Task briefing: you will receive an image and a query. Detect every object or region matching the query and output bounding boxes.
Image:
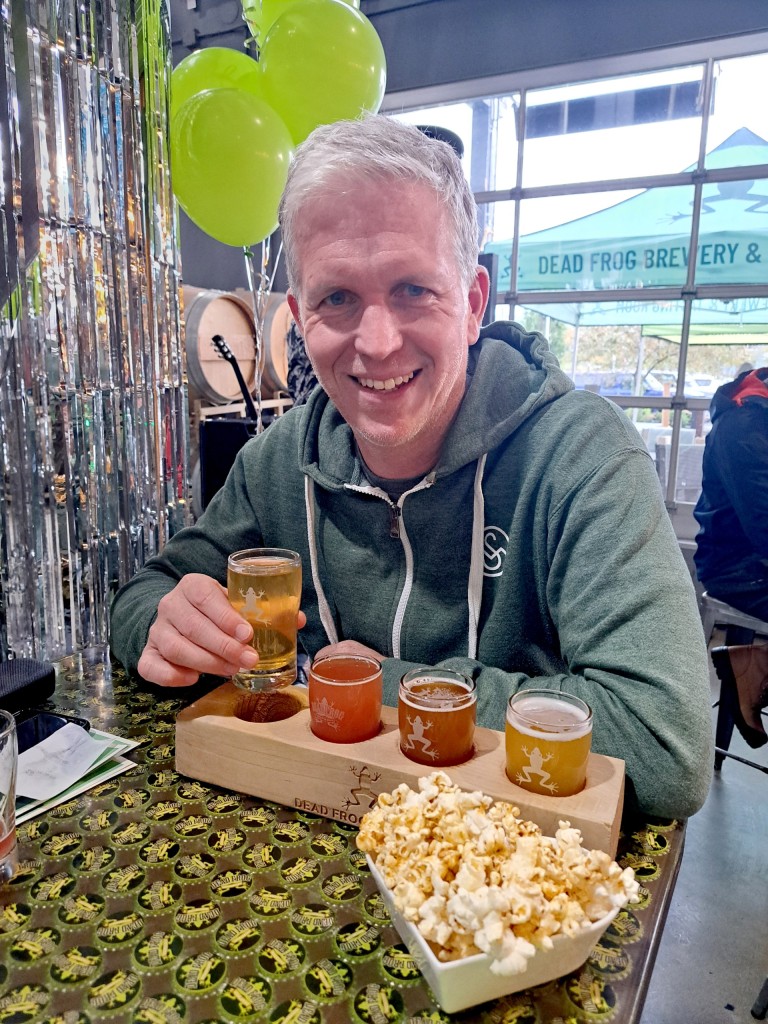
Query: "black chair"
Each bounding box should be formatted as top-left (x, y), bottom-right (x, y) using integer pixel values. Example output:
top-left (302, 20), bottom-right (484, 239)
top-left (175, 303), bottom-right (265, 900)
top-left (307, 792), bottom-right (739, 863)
top-left (701, 592), bottom-right (768, 772)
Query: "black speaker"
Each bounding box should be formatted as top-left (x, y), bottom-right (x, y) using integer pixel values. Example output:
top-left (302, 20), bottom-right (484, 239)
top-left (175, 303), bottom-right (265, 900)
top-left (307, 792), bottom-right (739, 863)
top-left (0, 659), bottom-right (56, 713)
top-left (198, 414), bottom-right (277, 511)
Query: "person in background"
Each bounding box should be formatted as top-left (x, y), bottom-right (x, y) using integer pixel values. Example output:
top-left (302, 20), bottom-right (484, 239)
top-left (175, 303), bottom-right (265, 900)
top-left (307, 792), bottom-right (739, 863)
top-left (285, 318), bottom-right (318, 407)
top-left (694, 364), bottom-right (768, 748)
top-left (110, 114), bottom-right (713, 819)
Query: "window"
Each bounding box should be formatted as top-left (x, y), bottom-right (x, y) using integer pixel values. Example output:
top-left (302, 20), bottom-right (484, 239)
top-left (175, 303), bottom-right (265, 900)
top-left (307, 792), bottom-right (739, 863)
top-left (389, 48), bottom-right (768, 507)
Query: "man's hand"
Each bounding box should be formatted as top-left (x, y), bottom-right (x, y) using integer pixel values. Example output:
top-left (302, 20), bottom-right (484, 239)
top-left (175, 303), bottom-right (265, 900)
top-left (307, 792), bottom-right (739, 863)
top-left (137, 574), bottom-right (307, 687)
top-left (137, 575), bottom-right (256, 686)
top-left (313, 639), bottom-right (384, 663)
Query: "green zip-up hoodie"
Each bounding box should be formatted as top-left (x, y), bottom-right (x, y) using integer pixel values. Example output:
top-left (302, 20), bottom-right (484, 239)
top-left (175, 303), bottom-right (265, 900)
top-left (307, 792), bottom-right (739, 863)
top-left (111, 322), bottom-right (713, 819)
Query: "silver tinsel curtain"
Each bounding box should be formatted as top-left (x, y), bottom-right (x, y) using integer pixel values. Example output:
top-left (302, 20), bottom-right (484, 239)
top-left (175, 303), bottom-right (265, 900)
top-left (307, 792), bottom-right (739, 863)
top-left (0, 0), bottom-right (188, 659)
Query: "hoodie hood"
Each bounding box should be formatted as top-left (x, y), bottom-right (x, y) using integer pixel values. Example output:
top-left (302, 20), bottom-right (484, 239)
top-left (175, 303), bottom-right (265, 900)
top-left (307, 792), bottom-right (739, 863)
top-left (298, 320), bottom-right (574, 484)
top-left (709, 366), bottom-right (768, 421)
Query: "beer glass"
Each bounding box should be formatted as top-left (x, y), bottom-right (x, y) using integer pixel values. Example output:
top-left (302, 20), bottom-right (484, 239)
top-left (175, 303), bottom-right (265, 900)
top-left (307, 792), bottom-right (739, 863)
top-left (0, 709), bottom-right (18, 881)
top-left (227, 548), bottom-right (302, 691)
top-left (398, 668), bottom-right (476, 767)
top-left (505, 690), bottom-right (592, 797)
top-left (308, 655), bottom-right (382, 743)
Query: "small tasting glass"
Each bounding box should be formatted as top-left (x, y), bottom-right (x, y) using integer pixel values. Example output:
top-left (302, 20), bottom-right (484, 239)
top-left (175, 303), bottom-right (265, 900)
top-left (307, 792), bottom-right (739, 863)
top-left (398, 668), bottom-right (477, 767)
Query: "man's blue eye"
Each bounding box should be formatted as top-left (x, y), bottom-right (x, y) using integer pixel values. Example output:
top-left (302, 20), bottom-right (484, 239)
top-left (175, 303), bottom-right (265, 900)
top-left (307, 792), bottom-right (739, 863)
top-left (326, 291), bottom-right (346, 306)
top-left (404, 284), bottom-right (426, 297)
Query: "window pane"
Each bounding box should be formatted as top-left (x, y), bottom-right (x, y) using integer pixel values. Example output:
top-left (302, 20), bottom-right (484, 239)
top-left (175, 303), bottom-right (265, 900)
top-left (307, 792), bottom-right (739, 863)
top-left (391, 102), bottom-right (475, 172)
top-left (514, 299), bottom-right (684, 385)
top-left (694, 177), bottom-right (768, 286)
top-left (390, 97), bottom-right (520, 192)
top-left (653, 416), bottom-right (706, 504)
top-left (485, 94), bottom-right (520, 190)
top-left (486, 187), bottom-right (696, 293)
top-left (705, 54), bottom-right (768, 168)
top-left (649, 300), bottom-right (768, 369)
top-left (522, 65), bottom-right (705, 187)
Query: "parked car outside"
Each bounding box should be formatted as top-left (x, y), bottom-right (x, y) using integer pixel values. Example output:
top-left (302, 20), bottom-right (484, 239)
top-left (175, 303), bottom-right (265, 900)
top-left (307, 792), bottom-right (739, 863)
top-left (572, 370), bottom-right (664, 397)
top-left (683, 373), bottom-right (722, 398)
top-left (652, 370), bottom-right (678, 391)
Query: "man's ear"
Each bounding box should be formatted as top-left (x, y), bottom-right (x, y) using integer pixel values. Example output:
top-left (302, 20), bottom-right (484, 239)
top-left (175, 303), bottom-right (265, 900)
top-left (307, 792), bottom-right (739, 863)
top-left (466, 265), bottom-right (490, 346)
top-left (287, 291), bottom-right (303, 334)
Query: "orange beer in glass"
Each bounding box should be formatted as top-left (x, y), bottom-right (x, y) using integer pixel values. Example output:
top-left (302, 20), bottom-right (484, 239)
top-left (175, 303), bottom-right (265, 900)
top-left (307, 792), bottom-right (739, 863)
top-left (308, 655), bottom-right (382, 743)
top-left (398, 669), bottom-right (476, 767)
top-left (505, 690), bottom-right (592, 797)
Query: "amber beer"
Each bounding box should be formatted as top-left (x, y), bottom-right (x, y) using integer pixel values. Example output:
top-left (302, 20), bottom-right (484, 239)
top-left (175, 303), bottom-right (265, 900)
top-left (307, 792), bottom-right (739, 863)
top-left (505, 690), bottom-right (593, 797)
top-left (227, 548), bottom-right (302, 691)
top-left (398, 669), bottom-right (477, 767)
top-left (308, 655), bottom-right (383, 743)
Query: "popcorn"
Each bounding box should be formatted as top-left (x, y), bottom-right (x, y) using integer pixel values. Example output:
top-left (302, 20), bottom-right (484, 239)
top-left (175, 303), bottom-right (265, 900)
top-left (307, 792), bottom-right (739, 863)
top-left (357, 772), bottom-right (639, 977)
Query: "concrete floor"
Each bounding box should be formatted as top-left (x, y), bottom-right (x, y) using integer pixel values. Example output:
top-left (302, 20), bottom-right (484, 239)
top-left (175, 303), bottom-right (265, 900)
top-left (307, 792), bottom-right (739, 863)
top-left (640, 631), bottom-right (768, 1024)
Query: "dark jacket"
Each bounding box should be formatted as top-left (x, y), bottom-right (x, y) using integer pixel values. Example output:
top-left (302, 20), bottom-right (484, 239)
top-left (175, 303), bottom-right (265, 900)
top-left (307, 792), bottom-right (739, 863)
top-left (694, 368), bottom-right (768, 588)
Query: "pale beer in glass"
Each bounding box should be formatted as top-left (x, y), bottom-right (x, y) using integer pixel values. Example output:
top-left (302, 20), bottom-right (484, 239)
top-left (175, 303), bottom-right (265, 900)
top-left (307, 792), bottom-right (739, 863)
top-left (227, 548), bottom-right (302, 691)
top-left (505, 690), bottom-right (592, 796)
top-left (398, 669), bottom-right (476, 767)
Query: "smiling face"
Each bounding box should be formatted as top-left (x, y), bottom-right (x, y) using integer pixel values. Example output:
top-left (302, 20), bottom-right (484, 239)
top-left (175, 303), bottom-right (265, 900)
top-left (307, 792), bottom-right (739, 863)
top-left (287, 177), bottom-right (489, 479)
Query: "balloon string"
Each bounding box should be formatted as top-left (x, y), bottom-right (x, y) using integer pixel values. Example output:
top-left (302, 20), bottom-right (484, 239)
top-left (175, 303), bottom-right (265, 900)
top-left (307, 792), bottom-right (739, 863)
top-left (267, 239), bottom-right (283, 296)
top-left (243, 242), bottom-right (271, 434)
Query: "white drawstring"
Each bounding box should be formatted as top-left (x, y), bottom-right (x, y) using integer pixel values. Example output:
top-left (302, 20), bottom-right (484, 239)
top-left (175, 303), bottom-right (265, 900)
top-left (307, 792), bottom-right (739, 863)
top-left (467, 454), bottom-right (487, 660)
top-left (304, 475), bottom-right (338, 644)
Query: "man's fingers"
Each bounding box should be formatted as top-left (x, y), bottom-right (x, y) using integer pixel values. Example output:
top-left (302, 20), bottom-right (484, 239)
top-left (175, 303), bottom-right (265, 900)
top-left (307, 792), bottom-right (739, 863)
top-left (137, 648), bottom-right (201, 688)
top-left (148, 616), bottom-right (256, 675)
top-left (156, 582), bottom-right (256, 667)
top-left (177, 575), bottom-right (254, 640)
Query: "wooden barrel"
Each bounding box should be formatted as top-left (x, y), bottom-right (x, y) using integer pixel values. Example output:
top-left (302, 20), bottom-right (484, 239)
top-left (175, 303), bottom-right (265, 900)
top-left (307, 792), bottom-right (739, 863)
top-left (183, 287), bottom-right (260, 405)
top-left (262, 293), bottom-right (292, 396)
top-left (232, 289), bottom-right (293, 397)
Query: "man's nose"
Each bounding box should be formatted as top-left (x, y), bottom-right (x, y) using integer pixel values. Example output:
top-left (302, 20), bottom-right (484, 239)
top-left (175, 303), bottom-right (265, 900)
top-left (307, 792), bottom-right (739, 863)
top-left (354, 303), bottom-right (404, 360)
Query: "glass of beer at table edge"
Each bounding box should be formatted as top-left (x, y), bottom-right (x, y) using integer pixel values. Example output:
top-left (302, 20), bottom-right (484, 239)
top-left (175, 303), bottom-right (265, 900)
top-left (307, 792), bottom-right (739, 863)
top-left (227, 548), bottom-right (302, 692)
top-left (505, 689), bottom-right (593, 797)
top-left (399, 668), bottom-right (477, 767)
top-left (0, 709), bottom-right (18, 882)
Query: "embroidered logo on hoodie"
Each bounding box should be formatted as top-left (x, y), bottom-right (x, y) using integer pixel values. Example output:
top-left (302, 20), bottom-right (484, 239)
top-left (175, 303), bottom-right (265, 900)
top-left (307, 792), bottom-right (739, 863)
top-left (483, 526), bottom-right (508, 577)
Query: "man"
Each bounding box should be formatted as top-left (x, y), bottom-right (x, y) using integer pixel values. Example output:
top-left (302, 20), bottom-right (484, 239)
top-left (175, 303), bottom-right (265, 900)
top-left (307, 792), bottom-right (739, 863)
top-left (694, 365), bottom-right (768, 748)
top-left (111, 115), bottom-right (713, 818)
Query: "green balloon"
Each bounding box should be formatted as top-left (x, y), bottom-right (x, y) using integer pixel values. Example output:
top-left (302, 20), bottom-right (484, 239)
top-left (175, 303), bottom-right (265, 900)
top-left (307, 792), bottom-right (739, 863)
top-left (259, 0), bottom-right (386, 145)
top-left (171, 89), bottom-right (294, 247)
top-left (171, 48), bottom-right (261, 120)
top-left (258, 0), bottom-right (360, 40)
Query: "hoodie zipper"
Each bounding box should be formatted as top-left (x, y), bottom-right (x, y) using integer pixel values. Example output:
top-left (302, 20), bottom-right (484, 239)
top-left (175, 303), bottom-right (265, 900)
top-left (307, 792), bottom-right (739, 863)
top-left (342, 478), bottom-right (432, 659)
top-left (389, 505), bottom-right (401, 538)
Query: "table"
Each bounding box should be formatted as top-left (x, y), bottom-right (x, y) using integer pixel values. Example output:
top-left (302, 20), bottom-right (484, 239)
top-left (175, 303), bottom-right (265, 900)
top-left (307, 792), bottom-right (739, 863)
top-left (0, 651), bottom-right (685, 1024)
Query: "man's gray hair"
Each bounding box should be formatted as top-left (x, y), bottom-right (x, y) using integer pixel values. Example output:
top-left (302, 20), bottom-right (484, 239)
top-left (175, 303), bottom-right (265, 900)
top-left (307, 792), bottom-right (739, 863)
top-left (278, 115), bottom-right (480, 297)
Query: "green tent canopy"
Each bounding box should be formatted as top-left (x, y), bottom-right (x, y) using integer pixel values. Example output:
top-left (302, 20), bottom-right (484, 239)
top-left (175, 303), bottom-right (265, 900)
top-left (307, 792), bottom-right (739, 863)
top-left (484, 127), bottom-right (768, 339)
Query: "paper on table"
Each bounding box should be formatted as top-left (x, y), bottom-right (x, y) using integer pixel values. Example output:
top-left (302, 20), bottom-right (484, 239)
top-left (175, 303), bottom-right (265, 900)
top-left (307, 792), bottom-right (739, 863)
top-left (17, 723), bottom-right (115, 800)
top-left (15, 755), bottom-right (135, 825)
top-left (14, 727), bottom-right (139, 825)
